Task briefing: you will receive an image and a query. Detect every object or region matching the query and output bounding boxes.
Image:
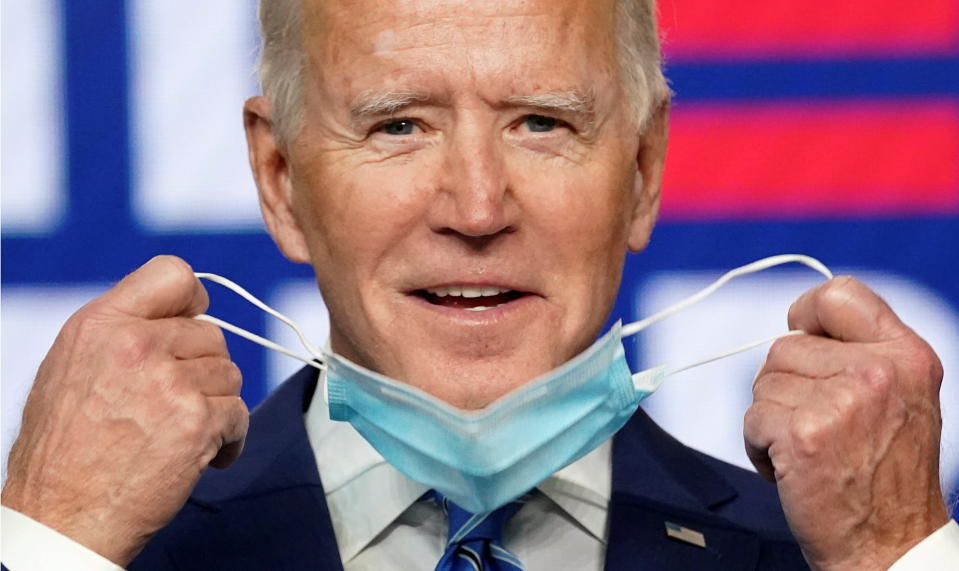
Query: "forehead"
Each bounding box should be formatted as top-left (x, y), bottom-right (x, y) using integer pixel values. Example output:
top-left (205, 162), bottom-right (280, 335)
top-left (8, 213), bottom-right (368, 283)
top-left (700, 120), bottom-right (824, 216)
top-left (303, 0), bottom-right (620, 102)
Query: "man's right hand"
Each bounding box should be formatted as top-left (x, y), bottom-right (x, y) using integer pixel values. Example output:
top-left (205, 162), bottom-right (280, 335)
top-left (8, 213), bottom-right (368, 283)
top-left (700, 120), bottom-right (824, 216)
top-left (1, 256), bottom-right (249, 566)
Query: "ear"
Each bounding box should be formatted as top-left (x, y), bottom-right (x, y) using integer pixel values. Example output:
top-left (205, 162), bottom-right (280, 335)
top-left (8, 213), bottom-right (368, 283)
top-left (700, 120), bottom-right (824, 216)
top-left (627, 102), bottom-right (669, 253)
top-left (244, 96), bottom-right (312, 264)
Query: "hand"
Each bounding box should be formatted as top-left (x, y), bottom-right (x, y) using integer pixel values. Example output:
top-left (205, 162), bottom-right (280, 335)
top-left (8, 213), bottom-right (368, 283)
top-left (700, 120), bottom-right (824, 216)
top-left (1, 256), bottom-right (249, 565)
top-left (744, 276), bottom-right (949, 570)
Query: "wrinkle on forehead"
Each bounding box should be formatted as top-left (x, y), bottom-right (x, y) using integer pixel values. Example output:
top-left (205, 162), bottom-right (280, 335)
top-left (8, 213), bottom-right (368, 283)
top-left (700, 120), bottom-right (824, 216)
top-left (308, 0), bottom-right (616, 60)
top-left (303, 0), bottom-right (622, 120)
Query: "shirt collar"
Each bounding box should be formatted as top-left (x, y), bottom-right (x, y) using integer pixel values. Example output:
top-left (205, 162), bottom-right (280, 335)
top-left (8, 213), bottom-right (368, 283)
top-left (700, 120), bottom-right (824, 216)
top-left (304, 369), bottom-right (612, 562)
top-left (305, 370), bottom-right (429, 563)
top-left (538, 438), bottom-right (612, 543)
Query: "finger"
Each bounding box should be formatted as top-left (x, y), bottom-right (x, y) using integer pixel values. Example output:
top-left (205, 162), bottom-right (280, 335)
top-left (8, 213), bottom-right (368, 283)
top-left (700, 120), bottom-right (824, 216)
top-left (752, 371), bottom-right (815, 409)
top-left (206, 396), bottom-right (249, 469)
top-left (752, 372), bottom-right (870, 441)
top-left (786, 276), bottom-right (908, 343)
top-left (171, 357), bottom-right (242, 397)
top-left (99, 256), bottom-right (209, 320)
top-left (761, 333), bottom-right (869, 379)
top-left (743, 400), bottom-right (792, 482)
top-left (160, 318), bottom-right (229, 359)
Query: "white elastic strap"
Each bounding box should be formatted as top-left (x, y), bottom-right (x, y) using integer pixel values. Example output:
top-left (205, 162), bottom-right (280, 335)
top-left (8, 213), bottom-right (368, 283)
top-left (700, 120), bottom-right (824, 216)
top-left (666, 330), bottom-right (804, 376)
top-left (193, 272), bottom-right (327, 371)
top-left (623, 254), bottom-right (834, 378)
top-left (622, 254), bottom-right (833, 337)
top-left (193, 314), bottom-right (322, 371)
top-left (194, 254), bottom-right (833, 391)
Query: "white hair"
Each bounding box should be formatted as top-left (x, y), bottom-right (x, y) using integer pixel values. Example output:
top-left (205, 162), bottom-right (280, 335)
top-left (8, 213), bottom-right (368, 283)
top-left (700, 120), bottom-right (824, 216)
top-left (614, 0), bottom-right (671, 129)
top-left (257, 0), bottom-right (669, 147)
top-left (257, 0), bottom-right (304, 148)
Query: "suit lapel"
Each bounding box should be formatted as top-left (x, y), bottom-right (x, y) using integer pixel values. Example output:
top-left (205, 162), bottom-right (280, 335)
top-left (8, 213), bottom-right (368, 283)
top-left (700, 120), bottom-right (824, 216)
top-left (605, 408), bottom-right (764, 570)
top-left (167, 367), bottom-right (345, 571)
top-left (141, 367), bottom-right (794, 570)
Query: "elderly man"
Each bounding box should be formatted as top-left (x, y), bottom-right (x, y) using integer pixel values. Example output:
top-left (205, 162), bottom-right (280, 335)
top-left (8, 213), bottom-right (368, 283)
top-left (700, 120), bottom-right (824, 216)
top-left (2, 0), bottom-right (957, 569)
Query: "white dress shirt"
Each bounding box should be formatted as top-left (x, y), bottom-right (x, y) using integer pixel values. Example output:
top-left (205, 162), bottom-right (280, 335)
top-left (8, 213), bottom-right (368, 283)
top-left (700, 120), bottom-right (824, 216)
top-left (3, 371), bottom-right (959, 570)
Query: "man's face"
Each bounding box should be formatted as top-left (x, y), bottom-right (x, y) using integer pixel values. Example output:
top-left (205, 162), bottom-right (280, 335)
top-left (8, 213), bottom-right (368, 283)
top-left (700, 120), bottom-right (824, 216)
top-left (248, 0), bottom-right (665, 409)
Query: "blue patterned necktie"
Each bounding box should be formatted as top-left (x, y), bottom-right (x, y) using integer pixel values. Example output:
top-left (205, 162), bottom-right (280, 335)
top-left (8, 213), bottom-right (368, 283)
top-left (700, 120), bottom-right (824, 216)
top-left (431, 491), bottom-right (526, 571)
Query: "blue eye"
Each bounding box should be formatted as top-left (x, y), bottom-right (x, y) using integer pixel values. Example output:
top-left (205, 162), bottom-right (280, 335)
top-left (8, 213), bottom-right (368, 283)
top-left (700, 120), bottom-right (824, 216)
top-left (380, 119), bottom-right (416, 136)
top-left (525, 114), bottom-right (558, 133)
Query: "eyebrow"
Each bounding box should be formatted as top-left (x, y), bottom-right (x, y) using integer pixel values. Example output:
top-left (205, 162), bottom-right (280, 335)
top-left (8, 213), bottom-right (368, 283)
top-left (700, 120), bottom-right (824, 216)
top-left (505, 89), bottom-right (597, 116)
top-left (349, 90), bottom-right (433, 119)
top-left (347, 88), bottom-right (599, 127)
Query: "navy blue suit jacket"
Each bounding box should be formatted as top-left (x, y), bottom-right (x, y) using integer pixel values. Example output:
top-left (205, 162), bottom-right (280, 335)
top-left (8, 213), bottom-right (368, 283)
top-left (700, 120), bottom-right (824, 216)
top-left (128, 366), bottom-right (808, 570)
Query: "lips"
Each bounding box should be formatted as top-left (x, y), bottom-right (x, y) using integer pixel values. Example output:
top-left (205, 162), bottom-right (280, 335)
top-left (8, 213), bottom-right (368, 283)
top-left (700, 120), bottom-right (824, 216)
top-left (412, 284), bottom-right (531, 311)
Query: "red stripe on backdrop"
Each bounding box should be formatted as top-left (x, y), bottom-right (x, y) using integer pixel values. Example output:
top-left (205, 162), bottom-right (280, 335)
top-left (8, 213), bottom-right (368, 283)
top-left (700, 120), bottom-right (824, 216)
top-left (660, 101), bottom-right (959, 220)
top-left (659, 0), bottom-right (959, 59)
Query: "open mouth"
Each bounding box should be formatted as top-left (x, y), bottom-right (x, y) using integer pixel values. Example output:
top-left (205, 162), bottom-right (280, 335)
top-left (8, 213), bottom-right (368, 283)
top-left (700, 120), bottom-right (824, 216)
top-left (413, 285), bottom-right (529, 312)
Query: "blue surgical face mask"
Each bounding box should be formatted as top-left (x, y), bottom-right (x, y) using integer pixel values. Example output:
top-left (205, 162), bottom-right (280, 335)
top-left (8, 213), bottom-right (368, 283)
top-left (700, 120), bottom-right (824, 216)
top-left (195, 254), bottom-right (833, 514)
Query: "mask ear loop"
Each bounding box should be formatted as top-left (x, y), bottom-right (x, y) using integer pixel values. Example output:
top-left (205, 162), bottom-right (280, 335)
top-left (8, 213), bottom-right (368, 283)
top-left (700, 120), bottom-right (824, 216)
top-left (621, 254), bottom-right (834, 386)
top-left (193, 255), bottom-right (834, 397)
top-left (192, 273), bottom-right (327, 372)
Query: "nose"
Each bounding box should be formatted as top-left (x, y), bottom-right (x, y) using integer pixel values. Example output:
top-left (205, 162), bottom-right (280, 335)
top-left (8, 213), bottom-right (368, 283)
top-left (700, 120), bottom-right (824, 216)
top-left (428, 125), bottom-right (515, 243)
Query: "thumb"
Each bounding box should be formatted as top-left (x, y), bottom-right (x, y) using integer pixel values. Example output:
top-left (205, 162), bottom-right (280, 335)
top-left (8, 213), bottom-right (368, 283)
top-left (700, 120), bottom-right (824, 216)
top-left (786, 276), bottom-right (908, 343)
top-left (98, 255), bottom-right (209, 319)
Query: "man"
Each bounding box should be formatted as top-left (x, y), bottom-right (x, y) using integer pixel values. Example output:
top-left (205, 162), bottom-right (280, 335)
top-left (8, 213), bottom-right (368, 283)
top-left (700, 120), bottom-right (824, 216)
top-left (2, 0), bottom-right (957, 569)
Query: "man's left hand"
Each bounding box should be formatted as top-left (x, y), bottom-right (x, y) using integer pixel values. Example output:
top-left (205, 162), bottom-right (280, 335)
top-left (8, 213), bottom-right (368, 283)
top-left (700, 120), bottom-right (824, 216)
top-left (745, 276), bottom-right (950, 570)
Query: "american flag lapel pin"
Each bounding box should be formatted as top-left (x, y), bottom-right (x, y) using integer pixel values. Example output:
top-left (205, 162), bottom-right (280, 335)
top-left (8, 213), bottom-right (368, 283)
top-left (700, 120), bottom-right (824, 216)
top-left (664, 521), bottom-right (707, 548)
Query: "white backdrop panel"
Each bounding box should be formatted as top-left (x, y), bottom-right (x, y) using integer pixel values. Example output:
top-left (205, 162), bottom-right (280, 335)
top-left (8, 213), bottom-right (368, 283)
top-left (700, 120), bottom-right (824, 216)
top-left (1, 0), bottom-right (65, 235)
top-left (128, 0), bottom-right (262, 231)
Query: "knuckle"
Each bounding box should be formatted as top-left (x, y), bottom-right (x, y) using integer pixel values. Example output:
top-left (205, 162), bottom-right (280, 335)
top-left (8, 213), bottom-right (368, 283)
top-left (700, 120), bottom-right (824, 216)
top-left (829, 386), bottom-right (860, 418)
top-left (63, 306), bottom-right (107, 343)
top-left (742, 402), bottom-right (776, 443)
top-left (789, 413), bottom-right (834, 457)
top-left (817, 276), bottom-right (859, 310)
top-left (926, 353), bottom-right (945, 386)
top-left (152, 254), bottom-right (194, 281)
top-left (111, 325), bottom-right (155, 367)
top-left (223, 361), bottom-right (243, 395)
top-left (897, 331), bottom-right (928, 356)
top-left (60, 312), bottom-right (88, 343)
top-left (152, 359), bottom-right (180, 392)
top-left (857, 358), bottom-right (896, 394)
top-left (902, 337), bottom-right (944, 387)
top-left (233, 397), bottom-right (251, 429)
top-left (742, 406), bottom-right (761, 435)
top-left (176, 395), bottom-right (210, 440)
top-left (204, 321), bottom-right (228, 351)
top-left (153, 255), bottom-right (199, 297)
top-left (766, 338), bottom-right (791, 363)
top-left (240, 397), bottom-right (250, 419)
top-left (786, 296), bottom-right (807, 327)
top-left (751, 371), bottom-right (774, 400)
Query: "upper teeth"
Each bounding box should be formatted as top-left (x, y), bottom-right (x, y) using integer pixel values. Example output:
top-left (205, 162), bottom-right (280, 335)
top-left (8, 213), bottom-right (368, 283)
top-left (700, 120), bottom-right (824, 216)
top-left (425, 285), bottom-right (510, 298)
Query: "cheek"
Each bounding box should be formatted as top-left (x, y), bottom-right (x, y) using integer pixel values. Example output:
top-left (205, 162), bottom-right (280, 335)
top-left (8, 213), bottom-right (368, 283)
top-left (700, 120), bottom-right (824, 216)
top-left (292, 157), bottom-right (430, 269)
top-left (518, 160), bottom-right (633, 260)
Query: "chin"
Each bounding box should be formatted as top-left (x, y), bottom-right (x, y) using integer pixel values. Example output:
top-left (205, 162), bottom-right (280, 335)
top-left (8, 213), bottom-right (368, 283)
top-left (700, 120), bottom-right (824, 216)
top-left (405, 352), bottom-right (561, 410)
